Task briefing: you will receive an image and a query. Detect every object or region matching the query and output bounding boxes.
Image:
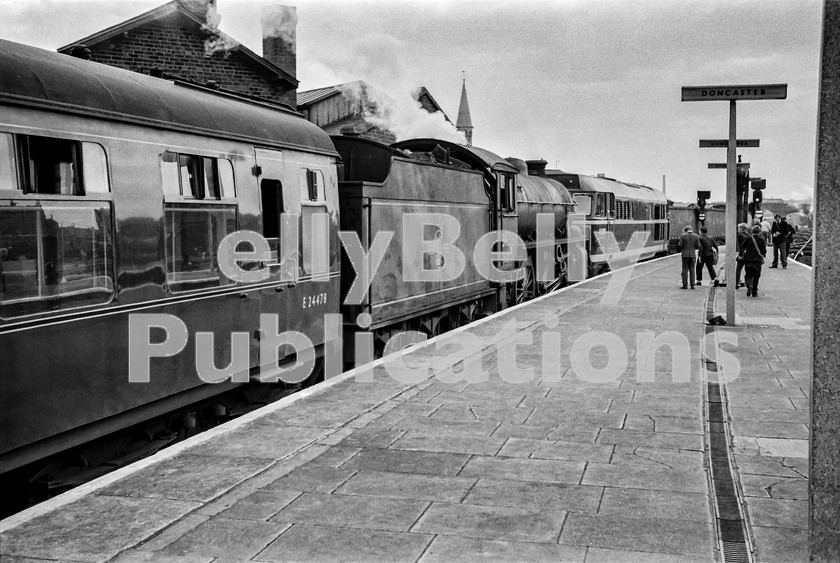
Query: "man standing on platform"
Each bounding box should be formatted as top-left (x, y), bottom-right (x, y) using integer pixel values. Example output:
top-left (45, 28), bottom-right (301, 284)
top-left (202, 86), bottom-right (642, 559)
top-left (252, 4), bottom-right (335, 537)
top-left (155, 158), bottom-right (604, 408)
top-left (677, 225), bottom-right (701, 289)
top-left (696, 226), bottom-right (719, 286)
top-left (770, 214), bottom-right (795, 268)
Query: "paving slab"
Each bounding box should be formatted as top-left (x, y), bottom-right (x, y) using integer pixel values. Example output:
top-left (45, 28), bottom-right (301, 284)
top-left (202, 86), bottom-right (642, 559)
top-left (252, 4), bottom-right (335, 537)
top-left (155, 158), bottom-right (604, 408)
top-left (94, 454), bottom-right (273, 502)
top-left (264, 463), bottom-right (355, 494)
top-left (270, 492), bottom-right (429, 532)
top-left (462, 478), bottom-right (602, 512)
top-left (581, 462), bottom-right (706, 493)
top-left (560, 513), bottom-right (715, 557)
top-left (420, 536), bottom-right (586, 562)
top-left (336, 470), bottom-right (476, 502)
top-left (160, 518), bottom-right (289, 560)
top-left (460, 455), bottom-right (585, 484)
top-left (339, 447), bottom-right (470, 476)
top-left (254, 523), bottom-right (433, 562)
top-left (412, 502), bottom-right (566, 543)
top-left (0, 495), bottom-right (199, 562)
top-left (215, 489), bottom-right (301, 521)
top-left (497, 436), bottom-right (614, 462)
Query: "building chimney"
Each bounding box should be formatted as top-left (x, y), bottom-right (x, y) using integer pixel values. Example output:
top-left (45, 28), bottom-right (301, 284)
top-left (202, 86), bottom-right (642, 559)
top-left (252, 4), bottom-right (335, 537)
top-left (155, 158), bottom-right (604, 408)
top-left (262, 5), bottom-right (297, 81)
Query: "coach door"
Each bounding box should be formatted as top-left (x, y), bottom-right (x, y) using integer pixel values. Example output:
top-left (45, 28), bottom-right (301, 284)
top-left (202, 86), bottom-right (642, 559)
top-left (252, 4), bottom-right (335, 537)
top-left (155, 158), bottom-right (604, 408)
top-left (254, 148), bottom-right (296, 374)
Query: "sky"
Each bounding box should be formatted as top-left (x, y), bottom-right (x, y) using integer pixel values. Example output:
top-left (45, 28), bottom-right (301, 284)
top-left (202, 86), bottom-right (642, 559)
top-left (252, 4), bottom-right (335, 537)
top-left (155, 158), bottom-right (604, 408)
top-left (0, 0), bottom-right (824, 205)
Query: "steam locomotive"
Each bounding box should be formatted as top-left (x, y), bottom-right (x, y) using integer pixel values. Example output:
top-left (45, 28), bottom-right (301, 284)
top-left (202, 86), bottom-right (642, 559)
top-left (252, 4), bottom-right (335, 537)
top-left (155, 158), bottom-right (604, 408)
top-left (0, 39), bottom-right (668, 508)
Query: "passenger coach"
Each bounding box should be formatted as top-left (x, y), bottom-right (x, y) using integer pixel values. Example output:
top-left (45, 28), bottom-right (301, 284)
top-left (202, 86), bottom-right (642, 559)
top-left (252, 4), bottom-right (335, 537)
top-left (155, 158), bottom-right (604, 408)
top-left (0, 39), bottom-right (340, 491)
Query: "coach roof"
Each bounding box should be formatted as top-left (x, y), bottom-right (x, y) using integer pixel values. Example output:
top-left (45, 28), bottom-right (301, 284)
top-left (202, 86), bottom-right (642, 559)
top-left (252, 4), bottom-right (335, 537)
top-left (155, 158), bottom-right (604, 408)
top-left (0, 39), bottom-right (336, 155)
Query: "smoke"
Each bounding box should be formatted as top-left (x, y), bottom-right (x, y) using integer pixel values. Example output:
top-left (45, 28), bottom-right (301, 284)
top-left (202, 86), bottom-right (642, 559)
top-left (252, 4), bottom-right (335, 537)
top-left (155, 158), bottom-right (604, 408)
top-left (196, 1), bottom-right (240, 58)
top-left (261, 4), bottom-right (297, 54)
top-left (367, 87), bottom-right (466, 144)
top-left (324, 34), bottom-right (466, 143)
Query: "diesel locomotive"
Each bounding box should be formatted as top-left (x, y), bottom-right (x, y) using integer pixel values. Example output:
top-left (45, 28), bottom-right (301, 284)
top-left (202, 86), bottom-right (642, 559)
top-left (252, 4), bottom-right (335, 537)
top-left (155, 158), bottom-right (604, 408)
top-left (0, 39), bottom-right (669, 508)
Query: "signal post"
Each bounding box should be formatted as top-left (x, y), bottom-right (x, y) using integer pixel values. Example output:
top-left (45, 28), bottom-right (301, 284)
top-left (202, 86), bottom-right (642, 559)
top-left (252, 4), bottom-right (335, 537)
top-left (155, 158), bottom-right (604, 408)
top-left (681, 84), bottom-right (787, 325)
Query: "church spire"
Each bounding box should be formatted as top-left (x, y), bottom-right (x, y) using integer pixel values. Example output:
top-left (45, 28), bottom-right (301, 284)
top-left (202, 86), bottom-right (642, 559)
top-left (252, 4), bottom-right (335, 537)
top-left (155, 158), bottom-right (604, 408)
top-left (456, 74), bottom-right (473, 146)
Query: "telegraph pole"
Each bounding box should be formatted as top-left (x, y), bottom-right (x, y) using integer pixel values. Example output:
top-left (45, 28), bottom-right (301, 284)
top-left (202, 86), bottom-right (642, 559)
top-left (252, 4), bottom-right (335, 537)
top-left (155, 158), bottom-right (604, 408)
top-left (681, 84), bottom-right (786, 325)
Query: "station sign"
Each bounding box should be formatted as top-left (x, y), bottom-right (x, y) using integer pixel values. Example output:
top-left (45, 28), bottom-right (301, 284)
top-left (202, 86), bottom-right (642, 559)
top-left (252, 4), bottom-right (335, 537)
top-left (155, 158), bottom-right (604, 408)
top-left (699, 139), bottom-right (760, 148)
top-left (682, 84), bottom-right (787, 101)
top-left (708, 163), bottom-right (750, 169)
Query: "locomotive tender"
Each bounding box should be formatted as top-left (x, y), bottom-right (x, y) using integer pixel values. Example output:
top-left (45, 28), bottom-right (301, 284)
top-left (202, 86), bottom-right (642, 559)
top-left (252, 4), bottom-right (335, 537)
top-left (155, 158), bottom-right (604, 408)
top-left (0, 39), bottom-right (669, 503)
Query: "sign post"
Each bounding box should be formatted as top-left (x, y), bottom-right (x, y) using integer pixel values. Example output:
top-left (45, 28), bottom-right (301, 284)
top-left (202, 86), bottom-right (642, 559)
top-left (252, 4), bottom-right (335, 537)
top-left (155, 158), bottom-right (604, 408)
top-left (699, 139), bottom-right (760, 148)
top-left (682, 84), bottom-right (786, 326)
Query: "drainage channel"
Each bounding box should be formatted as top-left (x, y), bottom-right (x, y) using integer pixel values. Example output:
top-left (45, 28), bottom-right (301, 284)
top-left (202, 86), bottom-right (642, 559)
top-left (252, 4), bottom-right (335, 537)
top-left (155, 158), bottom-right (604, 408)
top-left (704, 284), bottom-right (753, 563)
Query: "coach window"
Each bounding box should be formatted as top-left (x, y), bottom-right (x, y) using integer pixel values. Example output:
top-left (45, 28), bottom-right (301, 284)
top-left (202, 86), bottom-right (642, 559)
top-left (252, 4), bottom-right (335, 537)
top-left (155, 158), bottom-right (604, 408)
top-left (594, 193), bottom-right (607, 218)
top-left (0, 135), bottom-right (114, 318)
top-left (14, 135), bottom-right (110, 196)
top-left (0, 133), bottom-right (16, 191)
top-left (161, 151), bottom-right (233, 200)
top-left (160, 152), bottom-right (237, 292)
top-left (164, 204), bottom-right (236, 293)
top-left (300, 169), bottom-right (328, 275)
top-left (300, 168), bottom-right (324, 202)
top-left (497, 174), bottom-right (515, 212)
top-left (607, 193), bottom-right (615, 219)
top-left (0, 201), bottom-right (115, 318)
top-left (572, 193), bottom-right (591, 216)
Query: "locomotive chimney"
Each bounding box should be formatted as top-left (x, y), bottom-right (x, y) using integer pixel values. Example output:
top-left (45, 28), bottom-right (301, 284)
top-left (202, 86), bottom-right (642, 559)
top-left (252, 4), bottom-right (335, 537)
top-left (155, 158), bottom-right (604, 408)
top-left (262, 5), bottom-right (297, 82)
top-left (526, 159), bottom-right (547, 176)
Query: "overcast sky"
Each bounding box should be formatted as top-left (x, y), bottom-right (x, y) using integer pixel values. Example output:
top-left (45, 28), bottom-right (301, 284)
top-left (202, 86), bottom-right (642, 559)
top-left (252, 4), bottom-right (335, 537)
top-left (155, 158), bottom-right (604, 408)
top-left (0, 0), bottom-right (823, 204)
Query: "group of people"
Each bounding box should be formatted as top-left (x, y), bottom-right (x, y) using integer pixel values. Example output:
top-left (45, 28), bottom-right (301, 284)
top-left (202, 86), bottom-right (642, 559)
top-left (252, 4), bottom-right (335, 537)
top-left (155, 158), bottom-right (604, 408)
top-left (677, 214), bottom-right (796, 297)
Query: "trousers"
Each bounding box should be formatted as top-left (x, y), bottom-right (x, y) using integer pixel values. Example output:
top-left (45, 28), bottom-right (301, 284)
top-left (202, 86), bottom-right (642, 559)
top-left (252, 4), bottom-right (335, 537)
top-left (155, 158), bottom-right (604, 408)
top-left (681, 257), bottom-right (697, 288)
top-left (696, 255), bottom-right (717, 281)
top-left (773, 240), bottom-right (789, 266)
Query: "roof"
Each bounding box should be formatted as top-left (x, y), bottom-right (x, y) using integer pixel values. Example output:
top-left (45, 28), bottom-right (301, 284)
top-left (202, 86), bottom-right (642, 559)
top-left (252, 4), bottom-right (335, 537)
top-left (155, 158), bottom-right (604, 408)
top-left (551, 173), bottom-right (668, 204)
top-left (297, 84), bottom-right (345, 108)
top-left (0, 39), bottom-right (334, 155)
top-left (57, 0), bottom-right (297, 88)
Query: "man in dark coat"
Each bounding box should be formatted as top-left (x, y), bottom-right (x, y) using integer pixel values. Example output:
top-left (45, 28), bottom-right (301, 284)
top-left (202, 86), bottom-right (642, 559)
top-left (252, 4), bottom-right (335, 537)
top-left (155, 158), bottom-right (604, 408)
top-left (735, 223), bottom-right (749, 288)
top-left (677, 226), bottom-right (701, 289)
top-left (740, 225), bottom-right (767, 296)
top-left (695, 226), bottom-right (718, 286)
top-left (770, 214), bottom-right (796, 268)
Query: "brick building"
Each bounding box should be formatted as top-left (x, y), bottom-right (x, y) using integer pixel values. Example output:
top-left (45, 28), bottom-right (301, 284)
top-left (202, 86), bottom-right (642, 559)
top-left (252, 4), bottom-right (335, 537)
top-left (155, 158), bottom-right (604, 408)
top-left (58, 0), bottom-right (298, 108)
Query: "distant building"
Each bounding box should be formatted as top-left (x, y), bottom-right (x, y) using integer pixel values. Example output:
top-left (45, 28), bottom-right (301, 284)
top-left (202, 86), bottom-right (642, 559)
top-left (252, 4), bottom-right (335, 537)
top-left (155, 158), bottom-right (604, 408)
top-left (761, 198), bottom-right (798, 218)
top-left (58, 0), bottom-right (298, 108)
top-left (297, 81), bottom-right (451, 144)
top-left (456, 78), bottom-right (474, 146)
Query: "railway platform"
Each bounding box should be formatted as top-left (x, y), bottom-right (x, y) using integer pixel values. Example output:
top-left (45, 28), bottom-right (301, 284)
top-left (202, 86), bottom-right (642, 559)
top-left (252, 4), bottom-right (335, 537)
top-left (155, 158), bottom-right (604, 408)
top-left (0, 254), bottom-right (812, 562)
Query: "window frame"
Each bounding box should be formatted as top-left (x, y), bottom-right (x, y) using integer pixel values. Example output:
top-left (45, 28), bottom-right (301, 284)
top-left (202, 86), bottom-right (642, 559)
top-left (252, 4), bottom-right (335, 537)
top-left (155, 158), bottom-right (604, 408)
top-left (0, 132), bottom-right (112, 201)
top-left (160, 150), bottom-right (236, 204)
top-left (0, 199), bottom-right (117, 319)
